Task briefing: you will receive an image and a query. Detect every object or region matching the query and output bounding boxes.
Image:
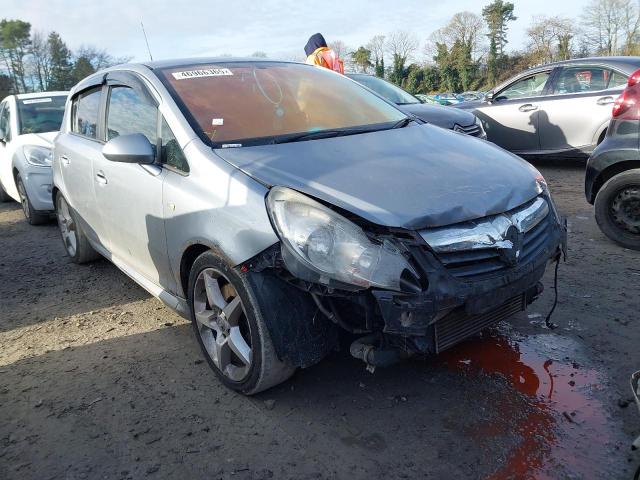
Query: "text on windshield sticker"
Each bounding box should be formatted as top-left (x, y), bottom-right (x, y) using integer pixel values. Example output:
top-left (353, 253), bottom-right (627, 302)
top-left (172, 68), bottom-right (234, 80)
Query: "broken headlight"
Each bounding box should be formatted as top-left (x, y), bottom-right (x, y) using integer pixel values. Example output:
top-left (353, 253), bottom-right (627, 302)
top-left (266, 186), bottom-right (417, 291)
top-left (23, 145), bottom-right (52, 167)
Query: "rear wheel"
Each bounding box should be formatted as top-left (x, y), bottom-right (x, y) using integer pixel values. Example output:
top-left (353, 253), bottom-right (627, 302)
top-left (16, 174), bottom-right (49, 225)
top-left (188, 251), bottom-right (294, 395)
top-left (55, 192), bottom-right (101, 263)
top-left (594, 169), bottom-right (640, 251)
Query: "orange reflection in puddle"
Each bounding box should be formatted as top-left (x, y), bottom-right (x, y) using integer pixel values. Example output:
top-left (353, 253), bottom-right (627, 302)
top-left (439, 333), bottom-right (612, 480)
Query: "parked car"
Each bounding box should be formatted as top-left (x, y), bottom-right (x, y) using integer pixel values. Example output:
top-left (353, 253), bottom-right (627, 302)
top-left (585, 68), bottom-right (640, 250)
top-left (456, 91), bottom-right (485, 102)
top-left (347, 74), bottom-right (486, 138)
top-left (433, 93), bottom-right (460, 106)
top-left (0, 92), bottom-right (68, 224)
top-left (457, 57), bottom-right (640, 158)
top-left (414, 94), bottom-right (439, 104)
top-left (53, 59), bottom-right (565, 394)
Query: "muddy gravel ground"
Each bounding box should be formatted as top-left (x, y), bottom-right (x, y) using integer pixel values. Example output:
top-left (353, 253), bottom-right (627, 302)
top-left (1, 161), bottom-right (639, 480)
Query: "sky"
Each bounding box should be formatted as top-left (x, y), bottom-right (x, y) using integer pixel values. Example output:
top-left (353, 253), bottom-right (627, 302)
top-left (12, 0), bottom-right (588, 63)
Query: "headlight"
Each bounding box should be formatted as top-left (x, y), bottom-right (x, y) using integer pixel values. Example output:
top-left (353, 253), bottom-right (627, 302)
top-left (266, 187), bottom-right (418, 291)
top-left (23, 145), bottom-right (52, 167)
top-left (474, 116), bottom-right (487, 137)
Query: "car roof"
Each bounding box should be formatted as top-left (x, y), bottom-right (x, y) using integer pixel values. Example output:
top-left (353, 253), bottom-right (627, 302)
top-left (139, 57), bottom-right (299, 70)
top-left (525, 56), bottom-right (640, 73)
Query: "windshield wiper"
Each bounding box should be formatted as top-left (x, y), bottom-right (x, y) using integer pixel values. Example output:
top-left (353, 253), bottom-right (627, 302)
top-left (390, 117), bottom-right (415, 129)
top-left (271, 126), bottom-right (379, 144)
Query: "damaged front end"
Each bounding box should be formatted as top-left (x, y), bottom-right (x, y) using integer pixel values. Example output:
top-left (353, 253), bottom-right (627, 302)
top-left (247, 186), bottom-right (566, 370)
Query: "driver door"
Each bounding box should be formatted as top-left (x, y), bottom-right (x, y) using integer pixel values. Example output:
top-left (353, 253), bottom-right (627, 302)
top-left (473, 70), bottom-right (553, 153)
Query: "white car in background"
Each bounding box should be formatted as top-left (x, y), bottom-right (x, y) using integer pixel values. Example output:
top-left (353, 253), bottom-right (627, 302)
top-left (0, 92), bottom-right (68, 224)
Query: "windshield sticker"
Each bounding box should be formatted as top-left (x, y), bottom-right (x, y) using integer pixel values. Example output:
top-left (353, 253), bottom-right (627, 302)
top-left (23, 98), bottom-right (53, 104)
top-left (172, 68), bottom-right (233, 80)
top-left (211, 118), bottom-right (224, 126)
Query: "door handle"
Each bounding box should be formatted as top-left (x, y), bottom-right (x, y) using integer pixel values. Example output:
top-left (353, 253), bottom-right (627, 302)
top-left (95, 171), bottom-right (108, 185)
top-left (596, 96), bottom-right (615, 105)
top-left (60, 155), bottom-right (70, 165)
top-left (519, 104), bottom-right (538, 112)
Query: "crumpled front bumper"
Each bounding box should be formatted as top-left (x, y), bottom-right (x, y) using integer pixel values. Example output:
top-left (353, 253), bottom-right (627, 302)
top-left (371, 211), bottom-right (566, 353)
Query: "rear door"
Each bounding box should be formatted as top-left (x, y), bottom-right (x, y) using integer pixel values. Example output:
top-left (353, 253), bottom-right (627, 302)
top-left (92, 72), bottom-right (171, 286)
top-left (539, 65), bottom-right (628, 152)
top-left (474, 70), bottom-right (553, 153)
top-left (55, 87), bottom-right (107, 247)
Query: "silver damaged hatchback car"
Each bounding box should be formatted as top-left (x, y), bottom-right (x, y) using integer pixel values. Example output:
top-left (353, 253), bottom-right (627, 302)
top-left (53, 59), bottom-right (566, 394)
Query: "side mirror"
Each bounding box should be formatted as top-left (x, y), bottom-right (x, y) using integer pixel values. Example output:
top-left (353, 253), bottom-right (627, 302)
top-left (484, 91), bottom-right (494, 103)
top-left (102, 133), bottom-right (155, 164)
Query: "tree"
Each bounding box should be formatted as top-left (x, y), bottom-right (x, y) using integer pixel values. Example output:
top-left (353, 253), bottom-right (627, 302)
top-left (75, 45), bottom-right (130, 71)
top-left (251, 51), bottom-right (267, 58)
top-left (351, 46), bottom-right (372, 73)
top-left (367, 35), bottom-right (386, 77)
top-left (482, 1), bottom-right (517, 85)
top-left (386, 30), bottom-right (418, 85)
top-left (29, 31), bottom-right (51, 91)
top-left (526, 16), bottom-right (574, 64)
top-left (71, 55), bottom-right (95, 84)
top-left (0, 19), bottom-right (32, 93)
top-left (428, 12), bottom-right (485, 62)
top-left (581, 0), bottom-right (640, 55)
top-left (48, 32), bottom-right (73, 90)
top-left (0, 73), bottom-right (12, 99)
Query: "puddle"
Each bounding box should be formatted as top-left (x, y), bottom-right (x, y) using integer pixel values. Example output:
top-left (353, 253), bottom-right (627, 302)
top-left (439, 332), bottom-right (619, 480)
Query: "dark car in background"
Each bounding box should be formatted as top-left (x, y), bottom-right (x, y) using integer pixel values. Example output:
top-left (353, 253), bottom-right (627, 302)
top-left (585, 68), bottom-right (640, 250)
top-left (457, 57), bottom-right (640, 158)
top-left (347, 74), bottom-right (486, 138)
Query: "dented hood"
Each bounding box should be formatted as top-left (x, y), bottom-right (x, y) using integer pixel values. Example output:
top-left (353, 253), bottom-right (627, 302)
top-left (215, 124), bottom-right (541, 229)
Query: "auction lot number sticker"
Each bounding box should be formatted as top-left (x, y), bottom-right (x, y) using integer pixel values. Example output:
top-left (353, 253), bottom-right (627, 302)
top-left (172, 68), bottom-right (234, 80)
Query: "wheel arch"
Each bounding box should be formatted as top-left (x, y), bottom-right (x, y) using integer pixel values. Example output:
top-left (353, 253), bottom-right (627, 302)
top-left (592, 161), bottom-right (640, 201)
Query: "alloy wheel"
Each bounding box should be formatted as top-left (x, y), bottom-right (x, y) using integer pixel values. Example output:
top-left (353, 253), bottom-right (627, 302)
top-left (56, 195), bottom-right (77, 256)
top-left (193, 268), bottom-right (253, 382)
top-left (610, 186), bottom-right (640, 235)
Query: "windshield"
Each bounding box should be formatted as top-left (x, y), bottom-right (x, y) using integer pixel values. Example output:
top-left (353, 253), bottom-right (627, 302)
top-left (17, 95), bottom-right (67, 134)
top-left (349, 74), bottom-right (420, 105)
top-left (158, 62), bottom-right (406, 147)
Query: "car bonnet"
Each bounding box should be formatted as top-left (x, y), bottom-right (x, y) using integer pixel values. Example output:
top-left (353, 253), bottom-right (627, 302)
top-left (215, 123), bottom-right (541, 230)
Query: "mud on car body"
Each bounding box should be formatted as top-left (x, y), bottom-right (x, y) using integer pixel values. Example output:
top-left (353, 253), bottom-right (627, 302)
top-left (53, 59), bottom-right (566, 395)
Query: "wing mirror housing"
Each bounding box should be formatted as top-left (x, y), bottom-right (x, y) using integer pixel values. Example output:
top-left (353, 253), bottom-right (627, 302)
top-left (102, 133), bottom-right (155, 164)
top-left (484, 91), bottom-right (495, 103)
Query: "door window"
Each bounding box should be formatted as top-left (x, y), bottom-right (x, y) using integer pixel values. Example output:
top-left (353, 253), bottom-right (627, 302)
top-left (0, 103), bottom-right (11, 142)
top-left (106, 86), bottom-right (158, 145)
top-left (72, 88), bottom-right (102, 139)
top-left (497, 72), bottom-right (550, 100)
top-left (161, 118), bottom-right (189, 173)
top-left (553, 66), bottom-right (626, 94)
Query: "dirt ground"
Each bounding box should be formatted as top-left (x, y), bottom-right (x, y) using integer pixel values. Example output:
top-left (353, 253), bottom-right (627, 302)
top-left (1, 160), bottom-right (639, 480)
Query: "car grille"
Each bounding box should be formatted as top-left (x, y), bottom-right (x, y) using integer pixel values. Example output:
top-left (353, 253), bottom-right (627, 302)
top-left (436, 212), bottom-right (551, 279)
top-left (453, 123), bottom-right (483, 137)
top-left (434, 294), bottom-right (525, 353)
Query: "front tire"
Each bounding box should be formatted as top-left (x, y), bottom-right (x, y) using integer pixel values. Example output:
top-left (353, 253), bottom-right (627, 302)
top-left (16, 174), bottom-right (49, 225)
top-left (188, 251), bottom-right (295, 395)
top-left (594, 169), bottom-right (640, 251)
top-left (55, 192), bottom-right (101, 263)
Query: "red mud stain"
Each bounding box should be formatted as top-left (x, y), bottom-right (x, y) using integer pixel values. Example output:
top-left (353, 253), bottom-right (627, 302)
top-left (439, 333), bottom-right (614, 480)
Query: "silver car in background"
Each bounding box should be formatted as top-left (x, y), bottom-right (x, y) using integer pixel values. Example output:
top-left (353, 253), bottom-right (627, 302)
top-left (53, 59), bottom-right (564, 395)
top-left (457, 57), bottom-right (640, 158)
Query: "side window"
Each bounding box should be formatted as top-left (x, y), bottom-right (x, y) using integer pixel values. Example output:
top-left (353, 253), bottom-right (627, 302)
top-left (553, 67), bottom-right (613, 94)
top-left (0, 103), bottom-right (11, 142)
top-left (161, 118), bottom-right (189, 173)
top-left (106, 86), bottom-right (157, 144)
top-left (607, 70), bottom-right (628, 89)
top-left (497, 72), bottom-right (550, 100)
top-left (72, 88), bottom-right (101, 139)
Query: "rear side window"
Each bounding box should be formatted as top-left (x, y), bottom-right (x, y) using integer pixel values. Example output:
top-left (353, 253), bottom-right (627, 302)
top-left (72, 88), bottom-right (102, 139)
top-left (106, 86), bottom-right (158, 144)
top-left (553, 66), bottom-right (627, 94)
